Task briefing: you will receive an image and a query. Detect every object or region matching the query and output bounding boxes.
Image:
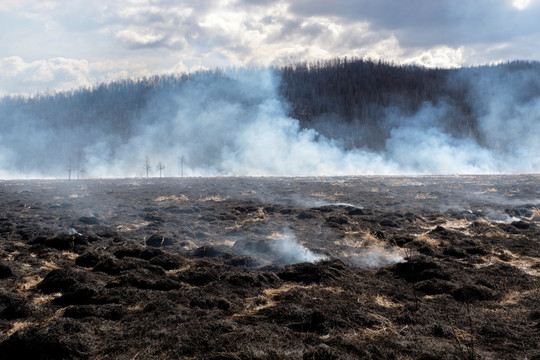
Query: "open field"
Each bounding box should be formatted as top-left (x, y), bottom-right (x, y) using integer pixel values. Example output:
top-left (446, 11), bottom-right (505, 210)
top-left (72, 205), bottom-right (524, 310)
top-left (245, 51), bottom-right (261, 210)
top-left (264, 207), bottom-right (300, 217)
top-left (1, 175), bottom-right (540, 359)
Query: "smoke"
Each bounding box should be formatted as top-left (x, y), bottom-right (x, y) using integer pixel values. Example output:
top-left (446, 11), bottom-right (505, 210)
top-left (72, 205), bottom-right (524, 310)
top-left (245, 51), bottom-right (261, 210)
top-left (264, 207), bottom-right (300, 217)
top-left (234, 225), bottom-right (404, 267)
top-left (234, 227), bottom-right (328, 265)
top-left (346, 246), bottom-right (406, 268)
top-left (486, 209), bottom-right (521, 223)
top-left (64, 69), bottom-right (396, 177)
top-left (271, 228), bottom-right (328, 264)
top-left (0, 65), bottom-right (540, 178)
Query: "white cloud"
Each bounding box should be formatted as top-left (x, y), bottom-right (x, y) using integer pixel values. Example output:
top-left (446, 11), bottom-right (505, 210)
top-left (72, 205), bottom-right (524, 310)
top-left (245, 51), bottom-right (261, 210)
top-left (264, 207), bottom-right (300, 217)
top-left (406, 46), bottom-right (465, 68)
top-left (0, 57), bottom-right (94, 95)
top-left (512, 0), bottom-right (538, 10)
top-left (1, 0), bottom-right (540, 94)
top-left (116, 29), bottom-right (166, 47)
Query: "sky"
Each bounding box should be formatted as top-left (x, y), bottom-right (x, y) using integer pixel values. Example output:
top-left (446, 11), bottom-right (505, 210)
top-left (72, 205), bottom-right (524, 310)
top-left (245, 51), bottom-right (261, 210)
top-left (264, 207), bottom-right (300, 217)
top-left (1, 0), bottom-right (540, 95)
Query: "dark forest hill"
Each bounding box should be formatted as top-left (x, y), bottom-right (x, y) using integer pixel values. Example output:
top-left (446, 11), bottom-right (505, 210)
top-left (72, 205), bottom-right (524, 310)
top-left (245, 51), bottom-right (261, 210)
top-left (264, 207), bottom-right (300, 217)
top-left (2, 59), bottom-right (539, 149)
top-left (1, 59), bottom-right (539, 177)
top-left (280, 59), bottom-right (540, 149)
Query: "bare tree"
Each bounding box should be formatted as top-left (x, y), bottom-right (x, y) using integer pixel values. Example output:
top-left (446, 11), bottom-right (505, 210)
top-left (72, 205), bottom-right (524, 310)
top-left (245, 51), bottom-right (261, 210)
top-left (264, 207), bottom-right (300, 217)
top-left (178, 155), bottom-right (185, 178)
top-left (145, 155), bottom-right (152, 178)
top-left (75, 150), bottom-right (83, 180)
top-left (156, 162), bottom-right (165, 178)
top-left (66, 157), bottom-right (73, 180)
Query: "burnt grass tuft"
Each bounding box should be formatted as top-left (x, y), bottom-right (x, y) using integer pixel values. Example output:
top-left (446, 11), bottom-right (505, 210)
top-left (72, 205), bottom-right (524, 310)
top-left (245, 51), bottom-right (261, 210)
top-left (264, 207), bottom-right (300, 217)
top-left (1, 176), bottom-right (540, 359)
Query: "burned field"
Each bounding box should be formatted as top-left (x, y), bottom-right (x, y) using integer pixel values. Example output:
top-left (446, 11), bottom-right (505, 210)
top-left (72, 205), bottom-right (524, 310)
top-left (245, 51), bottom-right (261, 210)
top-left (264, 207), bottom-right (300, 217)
top-left (0, 176), bottom-right (539, 359)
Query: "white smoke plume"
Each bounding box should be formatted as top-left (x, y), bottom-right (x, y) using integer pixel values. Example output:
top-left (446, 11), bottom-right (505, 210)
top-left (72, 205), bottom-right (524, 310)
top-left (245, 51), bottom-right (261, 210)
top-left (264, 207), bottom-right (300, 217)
top-left (271, 228), bottom-right (328, 264)
top-left (347, 246), bottom-right (406, 268)
top-left (0, 65), bottom-right (540, 178)
top-left (75, 69), bottom-right (396, 178)
top-left (486, 209), bottom-right (521, 223)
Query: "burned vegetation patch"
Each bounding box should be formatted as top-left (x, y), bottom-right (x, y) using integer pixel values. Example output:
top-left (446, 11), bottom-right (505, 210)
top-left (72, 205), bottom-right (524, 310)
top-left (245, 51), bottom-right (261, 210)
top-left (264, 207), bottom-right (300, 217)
top-left (0, 176), bottom-right (539, 359)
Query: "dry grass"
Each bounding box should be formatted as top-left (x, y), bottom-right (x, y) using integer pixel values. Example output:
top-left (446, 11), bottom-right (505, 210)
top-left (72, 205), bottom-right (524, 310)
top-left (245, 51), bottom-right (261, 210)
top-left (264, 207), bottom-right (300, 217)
top-left (422, 294), bottom-right (447, 300)
top-left (374, 295), bottom-right (404, 308)
top-left (500, 291), bottom-right (524, 306)
top-left (234, 284), bottom-right (314, 318)
top-left (310, 192), bottom-right (334, 200)
top-left (444, 219), bottom-right (472, 231)
top-left (451, 328), bottom-right (474, 342)
top-left (154, 194), bottom-right (189, 202)
top-left (339, 312), bottom-right (404, 341)
top-left (499, 289), bottom-right (540, 306)
top-left (1, 321), bottom-right (37, 337)
top-left (336, 230), bottom-right (407, 264)
top-left (61, 251), bottom-right (79, 260)
top-left (363, 230), bottom-right (383, 246)
top-left (31, 293), bottom-right (61, 306)
top-left (524, 208), bottom-right (540, 222)
top-left (5, 252), bottom-right (18, 261)
top-left (230, 207), bottom-right (267, 228)
top-left (165, 264), bottom-right (192, 275)
top-left (199, 195), bottom-right (228, 202)
top-left (415, 192), bottom-right (437, 199)
top-left (40, 260), bottom-right (58, 271)
top-left (127, 304), bottom-right (144, 312)
top-left (15, 275), bottom-right (43, 292)
top-left (266, 230), bottom-right (292, 241)
top-left (335, 234), bottom-right (364, 248)
top-left (484, 229), bottom-right (509, 238)
top-left (117, 221), bottom-right (151, 231)
top-left (473, 250), bottom-right (540, 276)
top-left (235, 284), bottom-right (346, 319)
top-left (415, 233), bottom-right (443, 247)
top-left (504, 255), bottom-right (540, 277)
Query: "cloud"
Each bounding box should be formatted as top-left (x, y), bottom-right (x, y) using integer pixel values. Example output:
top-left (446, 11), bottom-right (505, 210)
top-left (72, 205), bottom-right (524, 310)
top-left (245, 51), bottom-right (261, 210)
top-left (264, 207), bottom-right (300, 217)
top-left (512, 0), bottom-right (540, 10)
top-left (287, 0), bottom-right (540, 48)
top-left (116, 29), bottom-right (167, 48)
top-left (1, 0), bottom-right (540, 94)
top-left (405, 46), bottom-right (464, 68)
top-left (0, 57), bottom-right (95, 95)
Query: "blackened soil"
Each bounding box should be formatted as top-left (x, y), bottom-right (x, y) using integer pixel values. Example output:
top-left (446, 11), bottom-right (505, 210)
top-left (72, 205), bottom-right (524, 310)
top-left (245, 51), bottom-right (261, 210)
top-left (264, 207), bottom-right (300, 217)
top-left (1, 175), bottom-right (540, 359)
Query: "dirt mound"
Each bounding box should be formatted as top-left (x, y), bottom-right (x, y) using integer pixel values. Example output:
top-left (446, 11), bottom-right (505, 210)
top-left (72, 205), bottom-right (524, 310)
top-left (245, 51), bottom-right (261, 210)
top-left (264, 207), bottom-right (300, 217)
top-left (277, 259), bottom-right (350, 284)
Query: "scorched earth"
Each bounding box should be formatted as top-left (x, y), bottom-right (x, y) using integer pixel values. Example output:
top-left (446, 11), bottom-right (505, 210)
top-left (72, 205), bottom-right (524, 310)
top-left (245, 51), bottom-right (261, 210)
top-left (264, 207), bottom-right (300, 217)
top-left (0, 175), bottom-right (539, 359)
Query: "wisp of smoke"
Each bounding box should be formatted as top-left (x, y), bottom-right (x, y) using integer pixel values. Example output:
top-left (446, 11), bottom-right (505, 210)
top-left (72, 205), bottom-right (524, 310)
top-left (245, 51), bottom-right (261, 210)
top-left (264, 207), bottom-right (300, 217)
top-left (347, 246), bottom-right (406, 268)
top-left (486, 209), bottom-right (521, 223)
top-left (271, 228), bottom-right (328, 264)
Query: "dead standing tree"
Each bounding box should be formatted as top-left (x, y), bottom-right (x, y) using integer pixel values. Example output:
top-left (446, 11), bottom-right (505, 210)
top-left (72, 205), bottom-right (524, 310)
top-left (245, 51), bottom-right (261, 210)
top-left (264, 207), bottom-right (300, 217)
top-left (66, 157), bottom-right (73, 180)
top-left (75, 150), bottom-right (83, 179)
top-left (178, 155), bottom-right (185, 178)
top-left (145, 155), bottom-right (152, 178)
top-left (156, 162), bottom-right (165, 178)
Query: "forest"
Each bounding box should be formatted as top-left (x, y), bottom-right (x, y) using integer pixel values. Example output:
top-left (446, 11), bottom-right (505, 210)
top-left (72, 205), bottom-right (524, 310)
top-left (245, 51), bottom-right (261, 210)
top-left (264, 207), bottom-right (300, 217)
top-left (1, 59), bottom-right (540, 177)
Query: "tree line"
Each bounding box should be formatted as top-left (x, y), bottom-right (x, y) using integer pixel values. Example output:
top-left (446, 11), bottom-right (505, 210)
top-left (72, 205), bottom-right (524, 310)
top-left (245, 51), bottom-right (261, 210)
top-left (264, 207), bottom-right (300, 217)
top-left (1, 59), bottom-right (539, 176)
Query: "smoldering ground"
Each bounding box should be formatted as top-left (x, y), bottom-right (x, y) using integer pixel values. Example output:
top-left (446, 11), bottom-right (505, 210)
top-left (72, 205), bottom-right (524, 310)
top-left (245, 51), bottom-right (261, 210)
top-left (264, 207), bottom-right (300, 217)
top-left (1, 175), bottom-right (540, 359)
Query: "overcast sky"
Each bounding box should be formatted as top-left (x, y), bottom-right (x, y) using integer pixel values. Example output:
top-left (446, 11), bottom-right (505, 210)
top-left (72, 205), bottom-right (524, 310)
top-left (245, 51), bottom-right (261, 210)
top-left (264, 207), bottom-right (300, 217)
top-left (1, 0), bottom-right (540, 95)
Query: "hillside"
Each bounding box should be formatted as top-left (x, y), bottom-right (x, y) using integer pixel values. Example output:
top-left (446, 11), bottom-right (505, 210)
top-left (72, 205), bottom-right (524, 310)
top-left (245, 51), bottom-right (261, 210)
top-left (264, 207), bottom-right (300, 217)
top-left (1, 60), bottom-right (539, 177)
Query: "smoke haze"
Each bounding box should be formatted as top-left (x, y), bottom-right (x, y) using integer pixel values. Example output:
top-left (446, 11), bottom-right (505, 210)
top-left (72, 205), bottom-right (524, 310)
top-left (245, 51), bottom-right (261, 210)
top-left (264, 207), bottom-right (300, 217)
top-left (0, 64), bottom-right (539, 178)
top-left (270, 227), bottom-right (328, 264)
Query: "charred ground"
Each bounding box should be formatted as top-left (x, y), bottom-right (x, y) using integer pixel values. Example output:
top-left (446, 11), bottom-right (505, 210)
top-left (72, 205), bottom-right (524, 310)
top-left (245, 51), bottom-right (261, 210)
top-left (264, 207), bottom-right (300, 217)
top-left (0, 175), bottom-right (539, 359)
